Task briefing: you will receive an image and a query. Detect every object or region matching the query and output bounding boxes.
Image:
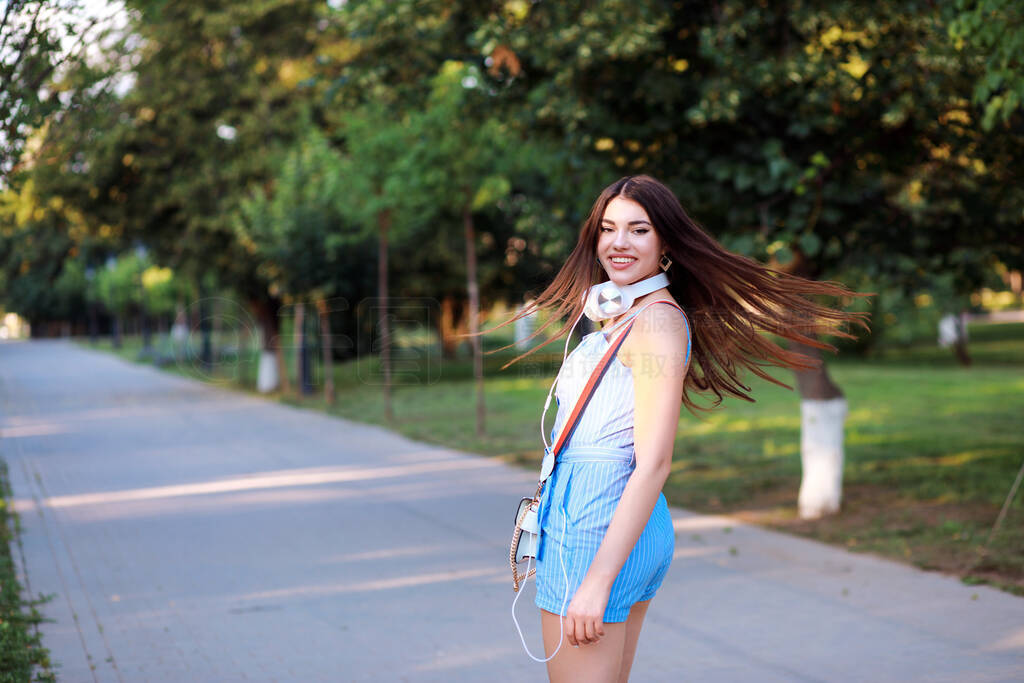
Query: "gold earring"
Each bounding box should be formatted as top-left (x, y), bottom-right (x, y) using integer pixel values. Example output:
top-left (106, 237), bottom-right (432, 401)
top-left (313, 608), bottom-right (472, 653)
top-left (659, 253), bottom-right (672, 271)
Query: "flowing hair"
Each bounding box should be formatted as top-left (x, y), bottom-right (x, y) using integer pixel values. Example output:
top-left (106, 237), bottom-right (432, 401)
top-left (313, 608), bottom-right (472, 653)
top-left (488, 175), bottom-right (871, 414)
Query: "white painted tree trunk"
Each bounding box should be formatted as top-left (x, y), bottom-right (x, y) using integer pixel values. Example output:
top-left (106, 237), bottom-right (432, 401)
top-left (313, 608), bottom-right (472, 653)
top-left (513, 302), bottom-right (537, 351)
top-left (937, 313), bottom-right (967, 347)
top-left (798, 397), bottom-right (848, 519)
top-left (257, 350), bottom-right (279, 393)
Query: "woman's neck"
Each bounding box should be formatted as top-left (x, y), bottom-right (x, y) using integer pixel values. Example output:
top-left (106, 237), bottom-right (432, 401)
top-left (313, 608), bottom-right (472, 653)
top-left (600, 289), bottom-right (667, 333)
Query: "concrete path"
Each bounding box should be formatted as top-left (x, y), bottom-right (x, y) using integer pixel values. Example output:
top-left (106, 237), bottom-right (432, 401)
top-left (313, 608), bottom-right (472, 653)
top-left (1, 340), bottom-right (1022, 682)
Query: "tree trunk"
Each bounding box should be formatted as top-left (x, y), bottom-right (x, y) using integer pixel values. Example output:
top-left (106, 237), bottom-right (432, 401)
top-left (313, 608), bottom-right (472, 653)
top-left (141, 313), bottom-right (153, 350)
top-left (171, 303), bottom-right (188, 361)
top-left (88, 302), bottom-right (99, 343)
top-left (463, 204), bottom-right (486, 436)
top-left (953, 311), bottom-right (971, 366)
top-left (294, 301), bottom-right (307, 397)
top-left (780, 248), bottom-right (850, 519)
top-left (317, 298), bottom-right (335, 406)
top-left (790, 340), bottom-right (847, 519)
top-left (112, 316), bottom-right (122, 349)
top-left (938, 312), bottom-right (971, 365)
top-left (189, 295), bottom-right (201, 336)
top-left (274, 310), bottom-right (289, 395)
top-left (235, 311), bottom-right (252, 386)
top-left (952, 339), bottom-right (972, 366)
top-left (257, 344), bottom-right (278, 393)
top-left (513, 301), bottom-right (537, 351)
top-left (252, 299), bottom-right (286, 394)
top-left (438, 295), bottom-right (467, 358)
top-left (199, 292), bottom-right (212, 371)
top-left (378, 208), bottom-right (393, 422)
top-left (212, 296), bottom-right (223, 360)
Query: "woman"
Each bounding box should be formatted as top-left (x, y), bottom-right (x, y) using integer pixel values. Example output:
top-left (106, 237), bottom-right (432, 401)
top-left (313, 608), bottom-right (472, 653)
top-left (496, 175), bottom-right (868, 682)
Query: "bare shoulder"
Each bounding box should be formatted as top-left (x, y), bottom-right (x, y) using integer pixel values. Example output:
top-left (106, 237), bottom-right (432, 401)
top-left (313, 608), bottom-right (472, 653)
top-left (618, 300), bottom-right (690, 370)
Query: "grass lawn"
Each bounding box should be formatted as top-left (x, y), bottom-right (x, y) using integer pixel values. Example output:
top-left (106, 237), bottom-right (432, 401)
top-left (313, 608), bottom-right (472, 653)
top-left (81, 321), bottom-right (1024, 595)
top-left (0, 462), bottom-right (55, 683)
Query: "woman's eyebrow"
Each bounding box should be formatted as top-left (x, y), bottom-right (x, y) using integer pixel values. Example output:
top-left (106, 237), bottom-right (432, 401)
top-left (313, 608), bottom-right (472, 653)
top-left (601, 218), bottom-right (652, 226)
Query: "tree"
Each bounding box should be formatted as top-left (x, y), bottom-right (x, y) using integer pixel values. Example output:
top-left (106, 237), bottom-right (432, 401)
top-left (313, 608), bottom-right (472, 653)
top-left (950, 0), bottom-right (1024, 130)
top-left (400, 61), bottom-right (523, 436)
top-left (26, 1), bottom-right (335, 390)
top-left (325, 102), bottom-right (428, 420)
top-left (0, 175), bottom-right (114, 335)
top-left (237, 125), bottom-right (375, 401)
top-left (139, 262), bottom-right (182, 356)
top-left (0, 0), bottom-right (107, 180)
top-left (474, 0), bottom-right (1022, 516)
top-left (94, 251), bottom-right (147, 348)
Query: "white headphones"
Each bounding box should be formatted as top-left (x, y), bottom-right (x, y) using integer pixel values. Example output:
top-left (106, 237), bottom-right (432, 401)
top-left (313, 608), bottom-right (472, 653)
top-left (582, 272), bottom-right (670, 321)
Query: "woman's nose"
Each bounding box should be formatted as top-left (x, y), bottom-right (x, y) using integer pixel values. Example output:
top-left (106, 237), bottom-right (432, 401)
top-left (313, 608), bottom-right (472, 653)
top-left (612, 229), bottom-right (629, 248)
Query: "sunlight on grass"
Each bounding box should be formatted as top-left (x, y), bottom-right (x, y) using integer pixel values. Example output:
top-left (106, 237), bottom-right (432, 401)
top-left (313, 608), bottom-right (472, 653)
top-left (490, 376), bottom-right (548, 391)
top-left (845, 431), bottom-right (919, 445)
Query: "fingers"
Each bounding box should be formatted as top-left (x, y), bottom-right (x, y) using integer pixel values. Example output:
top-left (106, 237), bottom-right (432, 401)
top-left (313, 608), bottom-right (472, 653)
top-left (565, 614), bottom-right (604, 646)
top-left (566, 616), bottom-right (579, 648)
top-left (584, 619), bottom-right (598, 643)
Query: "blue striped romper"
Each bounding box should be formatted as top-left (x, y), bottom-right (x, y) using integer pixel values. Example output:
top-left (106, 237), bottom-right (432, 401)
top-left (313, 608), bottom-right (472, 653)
top-left (534, 299), bottom-right (690, 623)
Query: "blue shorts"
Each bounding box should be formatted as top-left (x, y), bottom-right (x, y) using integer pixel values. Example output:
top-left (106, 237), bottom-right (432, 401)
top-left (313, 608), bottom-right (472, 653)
top-left (534, 446), bottom-right (675, 623)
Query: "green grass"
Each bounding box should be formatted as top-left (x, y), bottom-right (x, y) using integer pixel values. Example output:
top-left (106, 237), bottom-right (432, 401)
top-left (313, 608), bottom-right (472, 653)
top-left (80, 321), bottom-right (1024, 594)
top-left (0, 461), bottom-right (55, 683)
top-left (860, 322), bottom-right (1024, 366)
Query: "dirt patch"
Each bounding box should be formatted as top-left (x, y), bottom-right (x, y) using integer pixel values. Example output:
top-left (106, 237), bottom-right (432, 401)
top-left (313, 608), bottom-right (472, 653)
top-left (718, 483), bottom-right (1024, 595)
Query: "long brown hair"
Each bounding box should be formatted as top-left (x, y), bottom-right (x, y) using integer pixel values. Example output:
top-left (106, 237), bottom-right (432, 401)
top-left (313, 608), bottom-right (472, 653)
top-left (490, 175), bottom-right (871, 414)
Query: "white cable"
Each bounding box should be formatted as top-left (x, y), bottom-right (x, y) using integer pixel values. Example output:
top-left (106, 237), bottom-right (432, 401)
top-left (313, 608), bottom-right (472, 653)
top-left (512, 512), bottom-right (571, 662)
top-left (512, 307), bottom-right (585, 662)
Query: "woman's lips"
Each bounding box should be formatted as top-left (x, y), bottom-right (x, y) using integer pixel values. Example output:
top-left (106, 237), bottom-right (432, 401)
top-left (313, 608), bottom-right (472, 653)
top-left (606, 256), bottom-right (637, 270)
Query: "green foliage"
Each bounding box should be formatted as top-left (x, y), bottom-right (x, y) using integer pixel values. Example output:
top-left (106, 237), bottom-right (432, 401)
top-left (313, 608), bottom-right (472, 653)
top-left (140, 265), bottom-right (181, 317)
top-left (330, 101), bottom-right (422, 235)
top-left (91, 251), bottom-right (184, 318)
top-left (949, 0), bottom-right (1024, 130)
top-left (94, 252), bottom-right (146, 316)
top-left (406, 61), bottom-right (515, 214)
top-left (238, 125), bottom-right (351, 298)
top-left (0, 179), bottom-right (96, 325)
top-left (5, 0), bottom-right (1022, 345)
top-left (0, 0), bottom-right (94, 180)
top-left (475, 0), bottom-right (1022, 295)
top-left (25, 0), bottom-right (329, 311)
top-left (236, 123), bottom-right (377, 355)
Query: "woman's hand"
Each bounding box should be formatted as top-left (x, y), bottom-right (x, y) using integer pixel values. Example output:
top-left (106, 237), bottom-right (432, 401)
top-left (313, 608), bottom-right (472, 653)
top-left (565, 576), bottom-right (612, 646)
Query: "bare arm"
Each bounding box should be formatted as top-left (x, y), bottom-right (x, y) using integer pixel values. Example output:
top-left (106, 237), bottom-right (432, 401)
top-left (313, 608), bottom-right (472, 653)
top-left (563, 304), bottom-right (689, 645)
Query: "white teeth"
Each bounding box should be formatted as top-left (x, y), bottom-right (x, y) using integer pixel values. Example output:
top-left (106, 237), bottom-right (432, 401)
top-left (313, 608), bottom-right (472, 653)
top-left (610, 257), bottom-right (635, 263)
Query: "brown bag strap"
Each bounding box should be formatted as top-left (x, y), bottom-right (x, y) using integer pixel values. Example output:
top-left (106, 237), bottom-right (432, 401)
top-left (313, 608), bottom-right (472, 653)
top-left (535, 299), bottom-right (684, 498)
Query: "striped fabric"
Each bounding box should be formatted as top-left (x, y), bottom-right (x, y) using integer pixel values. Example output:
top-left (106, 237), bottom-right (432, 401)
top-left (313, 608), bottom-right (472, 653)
top-left (534, 299), bottom-right (690, 623)
top-left (549, 299), bottom-right (691, 448)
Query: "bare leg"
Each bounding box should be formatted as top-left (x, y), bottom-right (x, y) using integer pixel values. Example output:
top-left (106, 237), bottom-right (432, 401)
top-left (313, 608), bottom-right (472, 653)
top-left (618, 599), bottom-right (652, 683)
top-left (541, 608), bottom-right (627, 683)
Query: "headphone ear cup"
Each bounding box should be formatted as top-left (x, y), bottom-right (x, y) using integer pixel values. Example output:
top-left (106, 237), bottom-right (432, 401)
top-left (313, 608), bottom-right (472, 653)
top-left (584, 281), bottom-right (630, 320)
top-left (583, 286), bottom-right (603, 321)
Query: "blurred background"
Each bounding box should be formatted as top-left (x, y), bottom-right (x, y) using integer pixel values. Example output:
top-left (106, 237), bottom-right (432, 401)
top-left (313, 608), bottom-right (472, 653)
top-left (2, 0), bottom-right (1022, 598)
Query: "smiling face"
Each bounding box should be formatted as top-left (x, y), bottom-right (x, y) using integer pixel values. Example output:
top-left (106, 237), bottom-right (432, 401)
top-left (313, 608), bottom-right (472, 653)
top-left (597, 196), bottom-right (664, 287)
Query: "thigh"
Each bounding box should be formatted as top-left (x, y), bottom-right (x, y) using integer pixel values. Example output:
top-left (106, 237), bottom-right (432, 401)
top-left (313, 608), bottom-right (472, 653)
top-left (541, 608), bottom-right (626, 683)
top-left (618, 599), bottom-right (652, 683)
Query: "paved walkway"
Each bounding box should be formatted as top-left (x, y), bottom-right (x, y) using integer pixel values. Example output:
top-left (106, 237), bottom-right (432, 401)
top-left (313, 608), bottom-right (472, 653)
top-left (1, 340), bottom-right (1022, 682)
